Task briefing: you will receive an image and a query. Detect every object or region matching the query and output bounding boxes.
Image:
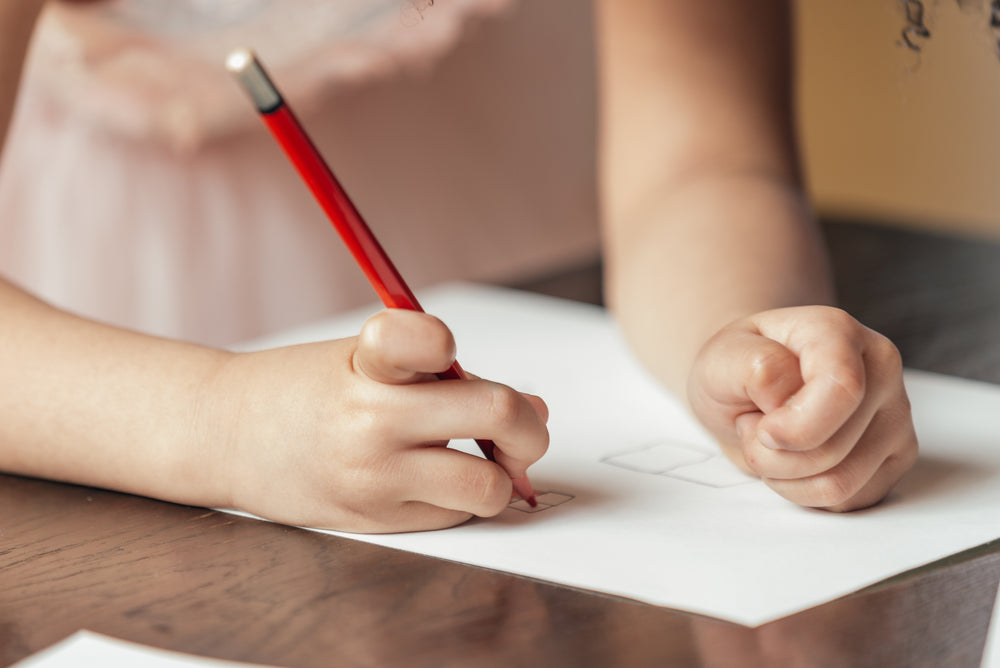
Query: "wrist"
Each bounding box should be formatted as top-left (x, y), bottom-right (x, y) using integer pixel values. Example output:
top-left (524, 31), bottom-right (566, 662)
top-left (181, 348), bottom-right (248, 511)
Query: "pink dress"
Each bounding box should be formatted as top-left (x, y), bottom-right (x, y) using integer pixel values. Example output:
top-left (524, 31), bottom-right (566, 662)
top-left (0, 0), bottom-right (599, 346)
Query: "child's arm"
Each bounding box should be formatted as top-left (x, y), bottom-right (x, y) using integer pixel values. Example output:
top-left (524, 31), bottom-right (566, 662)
top-left (1, 285), bottom-right (547, 532)
top-left (0, 2), bottom-right (547, 533)
top-left (595, 0), bottom-right (918, 510)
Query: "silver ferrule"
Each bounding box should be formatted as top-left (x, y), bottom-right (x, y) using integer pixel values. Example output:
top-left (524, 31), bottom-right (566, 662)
top-left (226, 48), bottom-right (282, 113)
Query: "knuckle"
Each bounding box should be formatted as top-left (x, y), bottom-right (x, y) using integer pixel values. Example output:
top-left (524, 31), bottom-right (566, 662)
top-left (828, 365), bottom-right (866, 405)
top-left (888, 437), bottom-right (919, 477)
top-left (870, 333), bottom-right (903, 373)
top-left (484, 383), bottom-right (522, 430)
top-left (794, 446), bottom-right (850, 482)
top-left (898, 390), bottom-right (913, 417)
top-left (900, 438), bottom-right (919, 467)
top-left (822, 306), bottom-right (860, 334)
top-left (762, 421), bottom-right (813, 451)
top-left (746, 348), bottom-right (797, 392)
top-left (532, 429), bottom-right (551, 461)
top-left (465, 465), bottom-right (510, 514)
top-left (797, 446), bottom-right (838, 477)
top-left (511, 413), bottom-right (551, 465)
top-left (886, 392), bottom-right (915, 433)
top-left (807, 471), bottom-right (858, 509)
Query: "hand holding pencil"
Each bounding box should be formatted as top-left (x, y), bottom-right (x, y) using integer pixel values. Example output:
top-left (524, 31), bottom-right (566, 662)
top-left (225, 48), bottom-right (545, 524)
top-left (209, 309), bottom-right (548, 533)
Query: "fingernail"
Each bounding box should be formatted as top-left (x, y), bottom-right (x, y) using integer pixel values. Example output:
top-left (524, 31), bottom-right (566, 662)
top-left (734, 413), bottom-right (756, 443)
top-left (758, 429), bottom-right (781, 450)
top-left (735, 418), bottom-right (749, 441)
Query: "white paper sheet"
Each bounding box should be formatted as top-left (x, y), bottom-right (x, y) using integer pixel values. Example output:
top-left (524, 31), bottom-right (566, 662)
top-left (235, 283), bottom-right (1000, 627)
top-left (12, 631), bottom-right (278, 667)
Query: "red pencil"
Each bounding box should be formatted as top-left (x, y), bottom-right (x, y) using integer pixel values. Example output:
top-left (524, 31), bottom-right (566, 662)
top-left (226, 48), bottom-right (538, 508)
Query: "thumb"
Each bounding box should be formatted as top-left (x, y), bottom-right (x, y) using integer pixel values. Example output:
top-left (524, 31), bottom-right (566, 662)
top-left (694, 327), bottom-right (804, 415)
top-left (354, 309), bottom-right (456, 385)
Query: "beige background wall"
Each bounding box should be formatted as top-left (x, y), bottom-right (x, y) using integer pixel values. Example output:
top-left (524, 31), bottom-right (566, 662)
top-left (796, 0), bottom-right (1000, 238)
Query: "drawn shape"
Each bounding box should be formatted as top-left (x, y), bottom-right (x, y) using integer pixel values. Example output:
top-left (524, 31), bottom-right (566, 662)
top-left (601, 442), bottom-right (710, 474)
top-left (508, 491), bottom-right (576, 513)
top-left (666, 456), bottom-right (758, 488)
top-left (602, 441), bottom-right (758, 489)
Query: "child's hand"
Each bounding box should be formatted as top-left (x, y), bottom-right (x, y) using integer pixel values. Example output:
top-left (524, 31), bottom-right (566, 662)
top-left (687, 306), bottom-right (918, 511)
top-left (206, 309), bottom-right (549, 533)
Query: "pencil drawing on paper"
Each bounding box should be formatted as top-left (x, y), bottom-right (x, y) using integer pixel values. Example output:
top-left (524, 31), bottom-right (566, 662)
top-left (507, 491), bottom-right (576, 513)
top-left (601, 441), bottom-right (757, 488)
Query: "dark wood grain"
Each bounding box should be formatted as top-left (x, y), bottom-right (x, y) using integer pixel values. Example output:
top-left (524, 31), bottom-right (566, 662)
top-left (0, 476), bottom-right (698, 667)
top-left (823, 219), bottom-right (1000, 382)
top-left (2, 219), bottom-right (1000, 667)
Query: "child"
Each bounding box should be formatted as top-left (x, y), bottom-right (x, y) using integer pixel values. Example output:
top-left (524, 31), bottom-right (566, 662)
top-left (0, 0), bottom-right (918, 532)
top-left (597, 0), bottom-right (917, 512)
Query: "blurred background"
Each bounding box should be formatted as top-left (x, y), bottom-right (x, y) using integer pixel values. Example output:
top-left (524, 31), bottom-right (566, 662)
top-left (410, 0), bottom-right (1000, 244)
top-left (797, 0), bottom-right (1000, 240)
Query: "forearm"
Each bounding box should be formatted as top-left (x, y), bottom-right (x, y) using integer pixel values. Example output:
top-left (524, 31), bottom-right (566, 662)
top-left (605, 170), bottom-right (832, 397)
top-left (0, 280), bottom-right (234, 508)
top-left (0, 1), bottom-right (233, 506)
top-left (595, 0), bottom-right (830, 396)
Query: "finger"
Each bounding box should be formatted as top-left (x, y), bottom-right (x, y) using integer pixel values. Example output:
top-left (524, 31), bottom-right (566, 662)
top-left (693, 328), bottom-right (804, 414)
top-left (823, 446), bottom-right (918, 512)
top-left (308, 447), bottom-right (504, 533)
top-left (355, 309), bottom-right (457, 385)
top-left (464, 372), bottom-right (550, 424)
top-left (523, 393), bottom-right (550, 424)
top-left (762, 402), bottom-right (917, 510)
top-left (723, 411), bottom-right (763, 476)
top-left (340, 501), bottom-right (475, 534)
top-left (741, 392), bottom-right (878, 479)
top-left (445, 374), bottom-right (549, 481)
top-left (284, 478), bottom-right (475, 534)
top-left (395, 445), bottom-right (514, 518)
top-left (497, 393), bottom-right (549, 486)
top-left (381, 379), bottom-right (550, 478)
top-left (753, 309), bottom-right (871, 451)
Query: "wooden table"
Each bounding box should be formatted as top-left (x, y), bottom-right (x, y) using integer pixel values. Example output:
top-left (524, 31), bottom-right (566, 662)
top-left (3, 219), bottom-right (1000, 667)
